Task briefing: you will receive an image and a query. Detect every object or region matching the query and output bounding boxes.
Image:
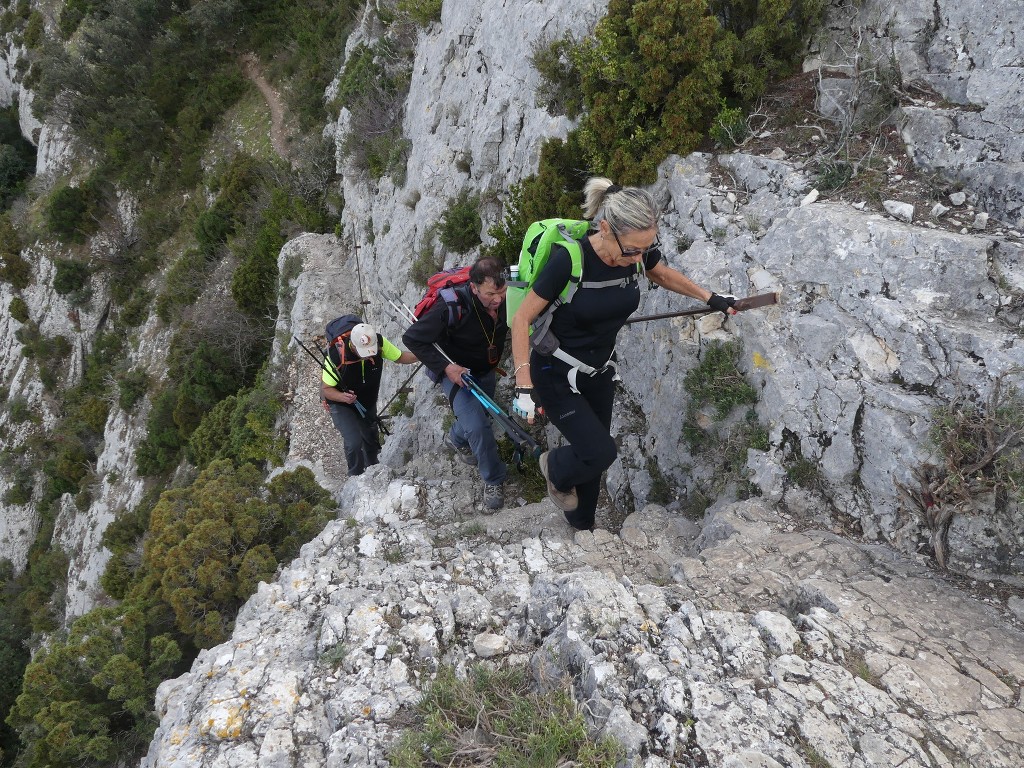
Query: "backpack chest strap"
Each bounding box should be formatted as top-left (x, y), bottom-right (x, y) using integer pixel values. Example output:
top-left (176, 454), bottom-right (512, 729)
top-left (579, 272), bottom-right (641, 290)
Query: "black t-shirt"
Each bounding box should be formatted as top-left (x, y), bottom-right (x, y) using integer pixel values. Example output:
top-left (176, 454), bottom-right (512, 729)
top-left (531, 236), bottom-right (661, 367)
top-left (326, 334), bottom-right (384, 410)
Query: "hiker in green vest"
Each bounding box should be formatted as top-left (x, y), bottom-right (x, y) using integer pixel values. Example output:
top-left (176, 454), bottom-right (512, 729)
top-left (322, 322), bottom-right (417, 476)
top-left (509, 177), bottom-right (736, 531)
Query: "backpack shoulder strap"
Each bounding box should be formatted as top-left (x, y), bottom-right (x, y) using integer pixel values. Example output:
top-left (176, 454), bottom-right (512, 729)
top-left (554, 224), bottom-right (585, 305)
top-left (440, 284), bottom-right (470, 330)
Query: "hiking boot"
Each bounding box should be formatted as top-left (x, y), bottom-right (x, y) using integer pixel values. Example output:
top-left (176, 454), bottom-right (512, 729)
top-left (483, 482), bottom-right (504, 511)
top-left (539, 451), bottom-right (578, 512)
top-left (444, 432), bottom-right (477, 465)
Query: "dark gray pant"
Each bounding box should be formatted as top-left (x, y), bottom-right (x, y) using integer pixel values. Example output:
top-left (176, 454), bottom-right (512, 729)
top-left (328, 403), bottom-right (380, 476)
top-left (531, 355), bottom-right (617, 530)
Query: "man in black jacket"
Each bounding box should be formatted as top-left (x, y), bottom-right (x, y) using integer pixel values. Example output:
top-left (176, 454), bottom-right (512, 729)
top-left (403, 257), bottom-right (508, 510)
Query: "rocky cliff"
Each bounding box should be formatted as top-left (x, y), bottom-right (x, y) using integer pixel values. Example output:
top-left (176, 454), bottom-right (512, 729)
top-left (1, 0), bottom-right (1023, 765)
top-left (141, 0), bottom-right (1023, 764)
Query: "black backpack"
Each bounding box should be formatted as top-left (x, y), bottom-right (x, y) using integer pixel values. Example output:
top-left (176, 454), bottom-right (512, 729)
top-left (325, 314), bottom-right (363, 372)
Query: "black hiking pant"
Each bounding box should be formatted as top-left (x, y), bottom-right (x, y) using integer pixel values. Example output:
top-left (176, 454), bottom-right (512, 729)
top-left (328, 402), bottom-right (380, 476)
top-left (531, 354), bottom-right (617, 530)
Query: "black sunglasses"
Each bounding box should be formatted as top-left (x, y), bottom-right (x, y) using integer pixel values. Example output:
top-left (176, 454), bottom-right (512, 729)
top-left (611, 227), bottom-right (660, 258)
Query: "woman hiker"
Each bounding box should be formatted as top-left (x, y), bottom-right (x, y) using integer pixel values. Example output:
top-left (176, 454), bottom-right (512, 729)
top-left (509, 177), bottom-right (737, 531)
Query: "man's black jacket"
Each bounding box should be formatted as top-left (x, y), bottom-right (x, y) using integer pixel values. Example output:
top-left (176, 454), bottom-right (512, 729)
top-left (403, 285), bottom-right (508, 379)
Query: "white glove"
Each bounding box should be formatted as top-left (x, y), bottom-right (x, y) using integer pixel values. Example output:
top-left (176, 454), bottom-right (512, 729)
top-left (512, 389), bottom-right (536, 421)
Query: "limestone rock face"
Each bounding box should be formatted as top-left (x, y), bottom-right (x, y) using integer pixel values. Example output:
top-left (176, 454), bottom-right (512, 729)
top-left (141, 471), bottom-right (1024, 767)
top-left (815, 0), bottom-right (1024, 227)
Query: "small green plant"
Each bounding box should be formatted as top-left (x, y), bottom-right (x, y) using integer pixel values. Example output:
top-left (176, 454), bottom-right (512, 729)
top-left (320, 643), bottom-right (348, 668)
top-left (816, 161), bottom-right (853, 193)
top-left (531, 36), bottom-right (585, 118)
top-left (410, 235), bottom-right (443, 287)
top-left (8, 397), bottom-right (33, 424)
top-left (388, 389), bottom-right (414, 418)
top-left (786, 458), bottom-right (821, 488)
top-left (397, 0), bottom-right (442, 26)
top-left (802, 741), bottom-right (832, 768)
top-left (845, 649), bottom-right (880, 685)
top-left (8, 295), bottom-right (28, 322)
top-left (710, 102), bottom-right (748, 147)
top-left (119, 289), bottom-right (152, 327)
top-left (437, 190), bottom-right (482, 254)
top-left (52, 258), bottom-right (91, 296)
top-left (117, 369), bottom-right (149, 411)
top-left (497, 438), bottom-right (546, 503)
top-left (684, 341), bottom-right (758, 419)
top-left (389, 665), bottom-right (622, 768)
top-left (46, 184), bottom-right (100, 242)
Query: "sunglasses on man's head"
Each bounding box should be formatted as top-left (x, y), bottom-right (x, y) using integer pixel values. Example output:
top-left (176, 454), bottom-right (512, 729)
top-left (611, 227), bottom-right (660, 258)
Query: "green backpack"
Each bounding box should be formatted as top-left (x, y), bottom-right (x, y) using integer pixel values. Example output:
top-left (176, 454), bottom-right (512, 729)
top-left (506, 219), bottom-right (589, 328)
top-left (506, 218), bottom-right (642, 352)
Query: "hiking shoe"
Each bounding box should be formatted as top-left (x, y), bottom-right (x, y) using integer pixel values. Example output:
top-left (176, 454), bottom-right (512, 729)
top-left (539, 451), bottom-right (578, 512)
top-left (483, 483), bottom-right (504, 511)
top-left (444, 433), bottom-right (477, 465)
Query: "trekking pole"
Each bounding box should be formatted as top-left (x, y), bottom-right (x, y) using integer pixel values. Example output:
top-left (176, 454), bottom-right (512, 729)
top-left (378, 362), bottom-right (424, 416)
top-left (387, 297), bottom-right (541, 465)
top-left (624, 291), bottom-right (778, 324)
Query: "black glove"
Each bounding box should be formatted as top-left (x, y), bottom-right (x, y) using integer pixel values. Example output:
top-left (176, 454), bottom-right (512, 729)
top-left (707, 293), bottom-right (736, 315)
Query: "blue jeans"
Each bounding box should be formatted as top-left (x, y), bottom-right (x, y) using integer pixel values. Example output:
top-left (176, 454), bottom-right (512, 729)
top-left (442, 371), bottom-right (507, 485)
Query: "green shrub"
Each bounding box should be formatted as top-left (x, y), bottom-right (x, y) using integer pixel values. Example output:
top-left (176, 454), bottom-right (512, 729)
top-left (397, 0), bottom-right (442, 26)
top-left (136, 388), bottom-right (184, 476)
top-left (8, 397), bottom-right (33, 424)
top-left (8, 295), bottom-right (28, 322)
top-left (7, 604), bottom-right (181, 768)
top-left (119, 289), bottom-right (152, 327)
top-left (142, 460), bottom-right (333, 647)
top-left (0, 558), bottom-right (30, 759)
top-left (188, 377), bottom-right (285, 469)
top-left (711, 0), bottom-right (825, 101)
top-left (684, 341), bottom-right (757, 418)
top-left (0, 226), bottom-right (31, 289)
top-left (156, 249), bottom-right (207, 323)
top-left (58, 0), bottom-right (98, 38)
top-left (336, 41), bottom-right (413, 182)
top-left (117, 369), bottom-right (149, 411)
top-left (0, 250), bottom-right (30, 288)
top-left (52, 258), bottom-right (91, 296)
top-left (485, 135), bottom-right (586, 266)
top-left (45, 184), bottom-right (99, 241)
top-left (21, 9), bottom-right (43, 47)
top-left (531, 37), bottom-right (586, 119)
top-left (437, 190), bottom-right (482, 254)
top-left (557, 0), bottom-right (822, 184)
top-left (710, 102), bottom-right (748, 147)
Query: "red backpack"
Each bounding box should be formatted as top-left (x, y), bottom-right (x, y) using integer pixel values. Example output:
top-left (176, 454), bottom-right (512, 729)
top-left (412, 266), bottom-right (472, 329)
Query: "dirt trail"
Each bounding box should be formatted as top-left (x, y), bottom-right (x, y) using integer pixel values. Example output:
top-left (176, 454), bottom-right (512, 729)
top-left (240, 53), bottom-right (290, 162)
